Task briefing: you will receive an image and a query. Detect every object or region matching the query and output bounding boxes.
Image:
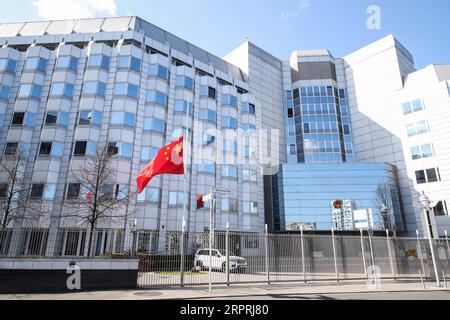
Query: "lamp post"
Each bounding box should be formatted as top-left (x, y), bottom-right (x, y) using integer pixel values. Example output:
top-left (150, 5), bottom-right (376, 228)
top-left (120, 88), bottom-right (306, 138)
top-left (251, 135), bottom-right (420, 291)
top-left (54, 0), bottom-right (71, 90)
top-left (419, 191), bottom-right (441, 287)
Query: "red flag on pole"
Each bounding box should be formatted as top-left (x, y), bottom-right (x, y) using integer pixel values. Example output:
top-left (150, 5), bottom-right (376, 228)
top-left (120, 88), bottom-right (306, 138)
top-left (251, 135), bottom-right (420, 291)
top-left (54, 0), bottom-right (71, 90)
top-left (137, 137), bottom-right (185, 193)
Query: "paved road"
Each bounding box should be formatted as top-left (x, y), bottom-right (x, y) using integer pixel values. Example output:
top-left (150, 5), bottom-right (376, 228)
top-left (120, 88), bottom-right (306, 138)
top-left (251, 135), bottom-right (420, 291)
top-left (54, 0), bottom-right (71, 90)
top-left (198, 291), bottom-right (450, 300)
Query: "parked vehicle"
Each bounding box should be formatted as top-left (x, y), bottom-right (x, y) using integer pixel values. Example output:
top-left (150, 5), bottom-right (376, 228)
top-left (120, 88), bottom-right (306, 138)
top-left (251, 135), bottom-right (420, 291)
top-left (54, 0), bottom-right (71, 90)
top-left (194, 249), bottom-right (247, 273)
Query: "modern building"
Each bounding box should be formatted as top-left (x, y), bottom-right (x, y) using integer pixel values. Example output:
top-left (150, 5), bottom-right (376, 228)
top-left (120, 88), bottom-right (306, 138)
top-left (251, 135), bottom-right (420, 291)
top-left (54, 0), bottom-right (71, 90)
top-left (0, 17), bottom-right (283, 255)
top-left (271, 163), bottom-right (403, 232)
top-left (0, 16), bottom-right (449, 258)
top-left (257, 35), bottom-right (450, 236)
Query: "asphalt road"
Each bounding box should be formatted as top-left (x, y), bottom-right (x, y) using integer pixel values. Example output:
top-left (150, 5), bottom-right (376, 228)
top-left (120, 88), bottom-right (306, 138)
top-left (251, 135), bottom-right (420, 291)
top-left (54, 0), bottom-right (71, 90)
top-left (197, 291), bottom-right (450, 300)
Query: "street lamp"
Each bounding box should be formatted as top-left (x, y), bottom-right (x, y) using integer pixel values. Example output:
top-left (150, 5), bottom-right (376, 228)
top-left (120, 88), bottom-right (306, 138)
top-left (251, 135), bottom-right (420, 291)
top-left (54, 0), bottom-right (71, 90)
top-left (419, 191), bottom-right (441, 287)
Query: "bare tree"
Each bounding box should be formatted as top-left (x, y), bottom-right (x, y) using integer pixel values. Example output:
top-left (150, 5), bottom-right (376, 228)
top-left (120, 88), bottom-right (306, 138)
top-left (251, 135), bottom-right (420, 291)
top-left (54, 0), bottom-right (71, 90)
top-left (64, 144), bottom-right (136, 256)
top-left (374, 183), bottom-right (394, 230)
top-left (0, 148), bottom-right (46, 230)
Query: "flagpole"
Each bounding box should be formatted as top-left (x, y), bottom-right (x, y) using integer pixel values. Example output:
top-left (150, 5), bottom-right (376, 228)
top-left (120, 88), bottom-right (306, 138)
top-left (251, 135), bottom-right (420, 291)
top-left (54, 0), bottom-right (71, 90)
top-left (180, 95), bottom-right (191, 286)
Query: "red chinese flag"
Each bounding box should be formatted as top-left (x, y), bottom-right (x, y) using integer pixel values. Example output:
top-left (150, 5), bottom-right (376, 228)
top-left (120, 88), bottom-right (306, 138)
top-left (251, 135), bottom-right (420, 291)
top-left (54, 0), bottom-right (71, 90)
top-left (137, 137), bottom-right (184, 193)
top-left (196, 195), bottom-right (204, 209)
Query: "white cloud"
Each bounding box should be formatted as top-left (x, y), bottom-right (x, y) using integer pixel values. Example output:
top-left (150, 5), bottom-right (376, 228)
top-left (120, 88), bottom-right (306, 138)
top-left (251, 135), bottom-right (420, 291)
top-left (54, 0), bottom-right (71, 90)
top-left (281, 0), bottom-right (311, 20)
top-left (31, 0), bottom-right (117, 20)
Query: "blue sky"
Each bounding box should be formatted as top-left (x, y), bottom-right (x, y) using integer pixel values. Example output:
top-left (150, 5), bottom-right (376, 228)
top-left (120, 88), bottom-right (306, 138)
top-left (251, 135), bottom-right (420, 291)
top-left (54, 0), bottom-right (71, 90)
top-left (0, 0), bottom-right (448, 69)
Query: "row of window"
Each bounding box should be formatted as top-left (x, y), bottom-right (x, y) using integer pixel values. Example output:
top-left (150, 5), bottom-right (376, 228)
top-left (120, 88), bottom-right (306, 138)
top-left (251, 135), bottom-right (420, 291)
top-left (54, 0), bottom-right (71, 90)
top-left (411, 143), bottom-right (434, 160)
top-left (415, 167), bottom-right (441, 184)
top-left (407, 120), bottom-right (429, 137)
top-left (402, 99), bottom-right (424, 115)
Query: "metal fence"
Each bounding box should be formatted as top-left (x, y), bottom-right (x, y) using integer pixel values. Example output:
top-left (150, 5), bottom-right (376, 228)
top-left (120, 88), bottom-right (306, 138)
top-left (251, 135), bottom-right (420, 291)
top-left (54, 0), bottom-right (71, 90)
top-left (1, 227), bottom-right (450, 288)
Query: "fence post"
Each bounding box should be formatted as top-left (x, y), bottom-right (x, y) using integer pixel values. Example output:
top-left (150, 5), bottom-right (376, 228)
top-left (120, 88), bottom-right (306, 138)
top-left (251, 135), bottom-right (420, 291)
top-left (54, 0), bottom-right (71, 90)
top-left (179, 218), bottom-right (186, 288)
top-left (386, 229), bottom-right (396, 280)
top-left (416, 230), bottom-right (426, 280)
top-left (367, 228), bottom-right (377, 288)
top-left (226, 222), bottom-right (230, 287)
top-left (360, 229), bottom-right (367, 278)
top-left (264, 224), bottom-right (270, 285)
top-left (331, 228), bottom-right (339, 283)
top-left (301, 226), bottom-right (306, 283)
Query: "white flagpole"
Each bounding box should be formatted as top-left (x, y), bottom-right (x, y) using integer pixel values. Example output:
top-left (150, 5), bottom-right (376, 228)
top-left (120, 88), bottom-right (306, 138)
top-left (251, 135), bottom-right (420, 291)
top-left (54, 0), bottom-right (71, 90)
top-left (180, 95), bottom-right (191, 286)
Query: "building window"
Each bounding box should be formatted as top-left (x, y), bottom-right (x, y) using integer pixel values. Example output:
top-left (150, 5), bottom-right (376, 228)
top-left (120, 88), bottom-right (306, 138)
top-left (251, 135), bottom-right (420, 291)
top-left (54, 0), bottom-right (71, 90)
top-left (411, 143), bottom-right (435, 160)
top-left (143, 118), bottom-right (165, 134)
top-left (0, 114), bottom-right (3, 128)
top-left (11, 112), bottom-right (25, 126)
top-left (107, 142), bottom-right (132, 158)
top-left (289, 144), bottom-right (296, 156)
top-left (137, 187), bottom-right (160, 203)
top-left (221, 199), bottom-right (238, 213)
top-left (426, 168), bottom-right (439, 183)
top-left (56, 56), bottom-right (78, 71)
top-left (44, 111), bottom-right (68, 127)
top-left (243, 201), bottom-right (258, 215)
top-left (87, 54), bottom-right (110, 70)
top-left (174, 100), bottom-right (193, 114)
top-left (222, 94), bottom-right (238, 108)
top-left (0, 184), bottom-right (8, 198)
top-left (141, 147), bottom-right (159, 162)
top-left (242, 169), bottom-right (257, 182)
top-left (415, 168), bottom-right (441, 184)
top-left (199, 108), bottom-right (216, 123)
top-left (222, 165), bottom-right (238, 178)
top-left (111, 112), bottom-right (135, 128)
top-left (223, 140), bottom-right (238, 155)
top-left (39, 142), bottom-right (63, 157)
top-left (197, 163), bottom-right (215, 174)
top-left (24, 57), bottom-right (47, 72)
top-left (50, 83), bottom-right (74, 98)
top-left (18, 84), bottom-right (42, 100)
top-left (4, 143), bottom-right (18, 156)
top-left (221, 117), bottom-right (238, 129)
top-left (0, 85), bottom-right (10, 100)
top-left (433, 201), bottom-right (448, 216)
top-left (118, 56), bottom-right (141, 73)
top-left (0, 58), bottom-right (17, 73)
top-left (79, 110), bottom-right (102, 126)
top-left (66, 183), bottom-right (81, 199)
top-left (200, 85), bottom-right (216, 99)
top-left (169, 192), bottom-right (184, 206)
top-left (11, 112), bottom-right (36, 127)
top-left (175, 76), bottom-right (194, 90)
top-left (407, 120), bottom-right (429, 137)
top-left (242, 123), bottom-right (256, 132)
top-left (73, 141), bottom-right (87, 156)
top-left (149, 64), bottom-right (168, 80)
top-left (30, 184), bottom-right (45, 199)
top-left (242, 102), bottom-right (256, 114)
top-left (114, 83), bottom-right (138, 99)
top-left (402, 99), bottom-right (425, 115)
top-left (146, 90), bottom-right (167, 106)
top-left (83, 81), bottom-right (106, 97)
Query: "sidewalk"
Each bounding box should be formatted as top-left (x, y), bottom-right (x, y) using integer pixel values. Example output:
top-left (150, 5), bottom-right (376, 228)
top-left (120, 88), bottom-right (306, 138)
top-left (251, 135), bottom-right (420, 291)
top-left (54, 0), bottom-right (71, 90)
top-left (0, 280), bottom-right (448, 300)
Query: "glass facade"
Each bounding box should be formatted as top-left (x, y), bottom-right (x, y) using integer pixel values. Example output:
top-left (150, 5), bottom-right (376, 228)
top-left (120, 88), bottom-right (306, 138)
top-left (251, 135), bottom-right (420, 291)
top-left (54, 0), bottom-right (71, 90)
top-left (285, 86), bottom-right (354, 164)
top-left (272, 163), bottom-right (405, 232)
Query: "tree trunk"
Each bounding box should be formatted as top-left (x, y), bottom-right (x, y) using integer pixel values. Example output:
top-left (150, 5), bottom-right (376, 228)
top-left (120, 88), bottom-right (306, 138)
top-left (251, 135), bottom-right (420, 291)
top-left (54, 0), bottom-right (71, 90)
top-left (87, 224), bottom-right (95, 258)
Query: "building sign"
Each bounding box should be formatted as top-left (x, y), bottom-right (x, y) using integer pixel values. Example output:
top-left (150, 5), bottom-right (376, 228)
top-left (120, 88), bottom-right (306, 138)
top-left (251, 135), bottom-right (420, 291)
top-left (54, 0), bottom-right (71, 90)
top-left (333, 200), bottom-right (343, 209)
